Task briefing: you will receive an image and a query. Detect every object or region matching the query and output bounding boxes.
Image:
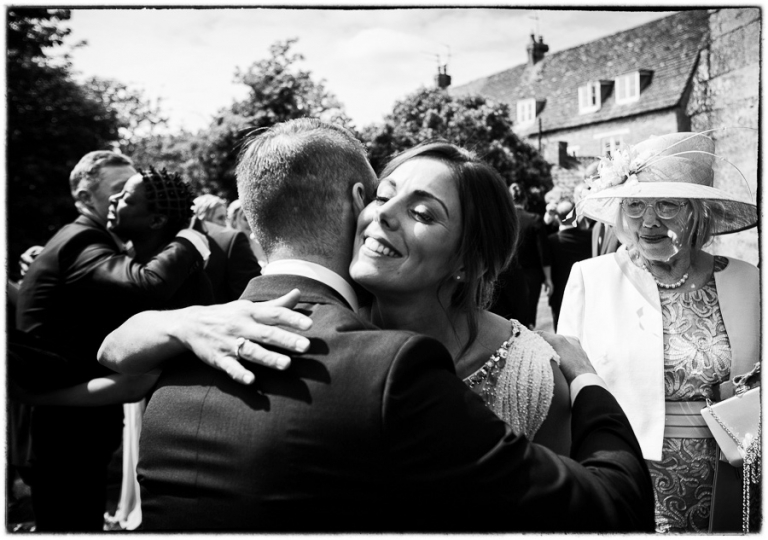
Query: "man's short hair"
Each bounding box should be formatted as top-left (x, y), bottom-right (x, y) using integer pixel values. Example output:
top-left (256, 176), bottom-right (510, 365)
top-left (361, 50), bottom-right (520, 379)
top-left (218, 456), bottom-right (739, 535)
top-left (555, 200), bottom-right (574, 221)
top-left (236, 118), bottom-right (376, 257)
top-left (69, 151), bottom-right (134, 197)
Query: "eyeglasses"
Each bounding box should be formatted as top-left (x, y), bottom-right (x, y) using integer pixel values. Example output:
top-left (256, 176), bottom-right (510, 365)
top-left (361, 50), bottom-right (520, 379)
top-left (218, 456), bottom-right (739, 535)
top-left (621, 199), bottom-right (687, 219)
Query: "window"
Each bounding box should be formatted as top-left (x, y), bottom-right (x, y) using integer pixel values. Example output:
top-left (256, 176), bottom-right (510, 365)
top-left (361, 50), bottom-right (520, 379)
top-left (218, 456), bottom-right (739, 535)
top-left (601, 135), bottom-right (625, 157)
top-left (615, 72), bottom-right (640, 104)
top-left (578, 82), bottom-right (601, 114)
top-left (594, 129), bottom-right (629, 158)
top-left (516, 98), bottom-right (537, 126)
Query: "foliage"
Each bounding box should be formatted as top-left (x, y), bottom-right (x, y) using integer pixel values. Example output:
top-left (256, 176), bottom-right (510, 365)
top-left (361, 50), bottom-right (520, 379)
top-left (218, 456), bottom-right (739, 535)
top-left (360, 87), bottom-right (552, 210)
top-left (191, 38), bottom-right (352, 199)
top-left (7, 8), bottom-right (120, 277)
top-left (83, 77), bottom-right (169, 156)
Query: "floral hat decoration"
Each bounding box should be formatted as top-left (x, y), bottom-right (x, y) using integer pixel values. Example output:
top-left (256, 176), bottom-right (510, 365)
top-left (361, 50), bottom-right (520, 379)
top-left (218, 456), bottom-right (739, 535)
top-left (576, 131), bottom-right (758, 235)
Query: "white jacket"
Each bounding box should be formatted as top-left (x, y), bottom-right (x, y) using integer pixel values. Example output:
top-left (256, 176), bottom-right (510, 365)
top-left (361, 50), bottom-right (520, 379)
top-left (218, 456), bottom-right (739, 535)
top-left (558, 246), bottom-right (759, 460)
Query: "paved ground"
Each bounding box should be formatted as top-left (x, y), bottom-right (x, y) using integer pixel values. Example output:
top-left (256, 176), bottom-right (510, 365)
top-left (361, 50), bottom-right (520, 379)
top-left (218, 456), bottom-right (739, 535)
top-left (533, 288), bottom-right (554, 333)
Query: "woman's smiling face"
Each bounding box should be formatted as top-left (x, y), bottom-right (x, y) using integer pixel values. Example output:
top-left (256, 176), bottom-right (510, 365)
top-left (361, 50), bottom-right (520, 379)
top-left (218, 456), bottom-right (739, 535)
top-left (623, 197), bottom-right (693, 261)
top-left (349, 157), bottom-right (463, 298)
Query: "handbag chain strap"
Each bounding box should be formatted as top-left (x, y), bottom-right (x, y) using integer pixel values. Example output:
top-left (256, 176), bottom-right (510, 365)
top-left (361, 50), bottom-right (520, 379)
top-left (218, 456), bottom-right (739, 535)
top-left (705, 389), bottom-right (761, 534)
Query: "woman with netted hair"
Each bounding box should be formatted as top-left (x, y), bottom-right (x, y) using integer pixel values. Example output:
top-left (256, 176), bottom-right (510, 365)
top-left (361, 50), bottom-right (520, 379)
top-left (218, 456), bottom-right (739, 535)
top-left (193, 193), bottom-right (227, 227)
top-left (107, 166), bottom-right (213, 531)
top-left (559, 131), bottom-right (759, 533)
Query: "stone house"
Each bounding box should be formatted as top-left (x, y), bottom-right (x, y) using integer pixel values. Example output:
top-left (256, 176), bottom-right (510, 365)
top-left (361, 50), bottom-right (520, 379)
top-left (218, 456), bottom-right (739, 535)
top-left (451, 8), bottom-right (759, 264)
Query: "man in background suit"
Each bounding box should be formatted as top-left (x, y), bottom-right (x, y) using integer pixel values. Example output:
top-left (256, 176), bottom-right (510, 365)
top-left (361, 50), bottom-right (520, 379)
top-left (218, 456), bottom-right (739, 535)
top-left (201, 220), bottom-right (261, 303)
top-left (491, 184), bottom-right (552, 329)
top-left (15, 151), bottom-right (209, 531)
top-left (103, 119), bottom-right (653, 532)
top-left (591, 221), bottom-right (621, 257)
top-left (546, 201), bottom-right (593, 330)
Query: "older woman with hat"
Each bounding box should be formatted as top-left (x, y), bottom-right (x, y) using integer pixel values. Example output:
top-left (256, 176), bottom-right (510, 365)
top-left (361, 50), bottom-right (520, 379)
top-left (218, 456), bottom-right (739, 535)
top-left (558, 131), bottom-right (759, 533)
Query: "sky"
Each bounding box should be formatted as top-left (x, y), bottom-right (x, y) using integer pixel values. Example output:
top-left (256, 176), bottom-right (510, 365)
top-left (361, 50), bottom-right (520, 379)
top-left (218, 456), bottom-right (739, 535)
top-left (58, 5), bottom-right (678, 133)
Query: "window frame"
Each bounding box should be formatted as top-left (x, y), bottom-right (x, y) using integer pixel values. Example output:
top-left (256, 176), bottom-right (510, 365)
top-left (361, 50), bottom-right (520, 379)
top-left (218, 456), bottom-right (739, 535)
top-left (614, 72), bottom-right (640, 104)
top-left (516, 98), bottom-right (537, 126)
top-left (578, 81), bottom-right (602, 114)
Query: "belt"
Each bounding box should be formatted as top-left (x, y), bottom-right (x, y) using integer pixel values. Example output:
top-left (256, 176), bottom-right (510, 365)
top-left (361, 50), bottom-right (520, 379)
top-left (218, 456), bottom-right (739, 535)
top-left (664, 401), bottom-right (714, 439)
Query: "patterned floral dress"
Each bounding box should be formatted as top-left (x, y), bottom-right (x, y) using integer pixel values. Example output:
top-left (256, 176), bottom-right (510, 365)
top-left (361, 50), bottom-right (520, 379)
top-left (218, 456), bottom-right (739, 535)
top-left (648, 256), bottom-right (732, 533)
top-left (462, 319), bottom-right (559, 440)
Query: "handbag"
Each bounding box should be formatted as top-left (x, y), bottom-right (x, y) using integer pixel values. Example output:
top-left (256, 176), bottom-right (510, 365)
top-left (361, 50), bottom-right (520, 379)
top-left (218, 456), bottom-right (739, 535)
top-left (701, 363), bottom-right (761, 533)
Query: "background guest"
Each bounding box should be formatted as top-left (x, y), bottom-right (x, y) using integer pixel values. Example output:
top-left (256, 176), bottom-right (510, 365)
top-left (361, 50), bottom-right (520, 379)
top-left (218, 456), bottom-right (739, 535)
top-left (558, 131), bottom-right (759, 533)
top-left (193, 193), bottom-right (227, 227)
top-left (14, 152), bottom-right (209, 532)
top-left (227, 199), bottom-right (268, 267)
top-left (545, 200), bottom-right (592, 331)
top-left (497, 183), bottom-right (552, 329)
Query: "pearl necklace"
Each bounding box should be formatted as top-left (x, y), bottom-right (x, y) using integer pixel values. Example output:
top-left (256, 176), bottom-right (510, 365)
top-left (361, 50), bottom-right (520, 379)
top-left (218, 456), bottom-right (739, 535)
top-left (642, 264), bottom-right (689, 289)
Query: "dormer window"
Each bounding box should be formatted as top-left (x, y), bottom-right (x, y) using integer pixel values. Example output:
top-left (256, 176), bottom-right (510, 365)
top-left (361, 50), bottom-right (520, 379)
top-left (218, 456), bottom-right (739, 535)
top-left (578, 82), bottom-right (601, 113)
top-left (614, 71), bottom-right (652, 104)
top-left (615, 72), bottom-right (639, 103)
top-left (516, 98), bottom-right (537, 126)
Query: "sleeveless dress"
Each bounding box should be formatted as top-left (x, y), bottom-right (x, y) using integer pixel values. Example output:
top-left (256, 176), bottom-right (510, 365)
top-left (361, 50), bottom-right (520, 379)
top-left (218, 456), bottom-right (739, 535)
top-left (462, 319), bottom-right (559, 440)
top-left (648, 256), bottom-right (732, 533)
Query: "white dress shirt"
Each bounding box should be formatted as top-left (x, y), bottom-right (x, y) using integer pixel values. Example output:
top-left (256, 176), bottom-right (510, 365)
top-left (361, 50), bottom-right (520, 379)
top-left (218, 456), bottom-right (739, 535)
top-left (261, 259), bottom-right (359, 312)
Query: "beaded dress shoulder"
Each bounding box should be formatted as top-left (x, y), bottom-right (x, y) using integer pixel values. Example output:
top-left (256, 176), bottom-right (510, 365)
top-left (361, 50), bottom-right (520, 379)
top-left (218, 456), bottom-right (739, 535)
top-left (463, 319), bottom-right (560, 440)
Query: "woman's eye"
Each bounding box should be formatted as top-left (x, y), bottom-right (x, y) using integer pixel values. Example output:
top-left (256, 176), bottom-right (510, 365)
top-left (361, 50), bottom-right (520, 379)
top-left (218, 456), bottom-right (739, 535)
top-left (373, 196), bottom-right (390, 204)
top-left (411, 208), bottom-right (434, 223)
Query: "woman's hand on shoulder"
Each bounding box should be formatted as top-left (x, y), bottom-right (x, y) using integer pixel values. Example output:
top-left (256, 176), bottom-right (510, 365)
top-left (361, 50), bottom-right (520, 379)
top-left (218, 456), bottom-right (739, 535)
top-left (176, 289), bottom-right (313, 385)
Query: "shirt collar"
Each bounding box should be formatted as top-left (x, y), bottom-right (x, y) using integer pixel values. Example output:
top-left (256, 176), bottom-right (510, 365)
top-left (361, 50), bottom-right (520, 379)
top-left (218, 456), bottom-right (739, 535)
top-left (261, 259), bottom-right (359, 312)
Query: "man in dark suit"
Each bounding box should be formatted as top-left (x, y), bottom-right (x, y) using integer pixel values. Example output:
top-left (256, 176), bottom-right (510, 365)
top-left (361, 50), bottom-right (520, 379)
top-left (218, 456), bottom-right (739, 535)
top-left (15, 152), bottom-right (210, 532)
top-left (201, 220), bottom-right (261, 303)
top-left (546, 201), bottom-right (593, 331)
top-left (490, 184), bottom-right (552, 329)
top-left (591, 220), bottom-right (621, 257)
top-left (116, 119), bottom-right (655, 532)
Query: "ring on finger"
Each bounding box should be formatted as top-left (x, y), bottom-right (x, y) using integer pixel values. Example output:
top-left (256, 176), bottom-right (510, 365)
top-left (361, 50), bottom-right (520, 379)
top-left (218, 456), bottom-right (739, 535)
top-left (235, 337), bottom-right (247, 359)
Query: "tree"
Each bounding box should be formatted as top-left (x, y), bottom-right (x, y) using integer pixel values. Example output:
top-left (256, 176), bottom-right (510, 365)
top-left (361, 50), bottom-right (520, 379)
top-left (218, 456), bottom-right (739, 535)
top-left (360, 87), bottom-right (552, 209)
top-left (7, 8), bottom-right (120, 278)
top-left (194, 38), bottom-right (352, 199)
top-left (83, 77), bottom-right (169, 156)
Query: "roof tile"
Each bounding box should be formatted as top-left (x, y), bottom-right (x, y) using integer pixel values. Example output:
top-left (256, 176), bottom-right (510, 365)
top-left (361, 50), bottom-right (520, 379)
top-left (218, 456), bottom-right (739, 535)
top-left (451, 10), bottom-right (710, 134)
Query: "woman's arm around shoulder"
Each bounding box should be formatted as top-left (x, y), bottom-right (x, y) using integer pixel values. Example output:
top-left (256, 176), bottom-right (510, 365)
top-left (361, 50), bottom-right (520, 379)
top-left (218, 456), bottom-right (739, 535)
top-left (98, 290), bottom-right (313, 384)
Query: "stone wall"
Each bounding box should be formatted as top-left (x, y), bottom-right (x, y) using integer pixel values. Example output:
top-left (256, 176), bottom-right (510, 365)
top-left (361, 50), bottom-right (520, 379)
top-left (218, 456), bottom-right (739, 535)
top-left (533, 108), bottom-right (683, 159)
top-left (529, 109), bottom-right (683, 200)
top-left (686, 8), bottom-right (760, 265)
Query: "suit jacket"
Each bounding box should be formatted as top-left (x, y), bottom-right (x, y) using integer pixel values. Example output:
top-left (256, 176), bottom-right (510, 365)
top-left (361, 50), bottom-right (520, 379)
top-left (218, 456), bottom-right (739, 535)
top-left (546, 227), bottom-right (593, 313)
top-left (15, 214), bottom-right (210, 471)
top-left (591, 222), bottom-right (621, 257)
top-left (558, 247), bottom-right (759, 460)
top-left (16, 214), bottom-right (206, 377)
top-left (203, 222), bottom-right (261, 304)
top-left (515, 208), bottom-right (551, 273)
top-left (139, 274), bottom-right (654, 532)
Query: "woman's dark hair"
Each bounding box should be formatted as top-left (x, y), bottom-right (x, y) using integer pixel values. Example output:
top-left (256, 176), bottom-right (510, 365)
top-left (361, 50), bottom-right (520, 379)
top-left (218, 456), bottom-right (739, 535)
top-left (139, 167), bottom-right (195, 234)
top-left (379, 140), bottom-right (519, 355)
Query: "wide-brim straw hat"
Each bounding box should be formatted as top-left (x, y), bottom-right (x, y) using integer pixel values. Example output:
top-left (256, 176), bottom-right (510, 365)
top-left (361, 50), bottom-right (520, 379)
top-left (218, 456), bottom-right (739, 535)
top-left (576, 132), bottom-right (758, 235)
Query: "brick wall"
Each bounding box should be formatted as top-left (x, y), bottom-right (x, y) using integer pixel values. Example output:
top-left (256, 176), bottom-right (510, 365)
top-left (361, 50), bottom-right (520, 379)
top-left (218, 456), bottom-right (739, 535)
top-left (687, 8), bottom-right (760, 265)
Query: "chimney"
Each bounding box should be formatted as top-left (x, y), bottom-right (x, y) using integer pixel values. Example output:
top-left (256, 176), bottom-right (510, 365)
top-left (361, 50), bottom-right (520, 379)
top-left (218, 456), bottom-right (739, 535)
top-left (435, 64), bottom-right (452, 89)
top-left (526, 34), bottom-right (549, 67)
